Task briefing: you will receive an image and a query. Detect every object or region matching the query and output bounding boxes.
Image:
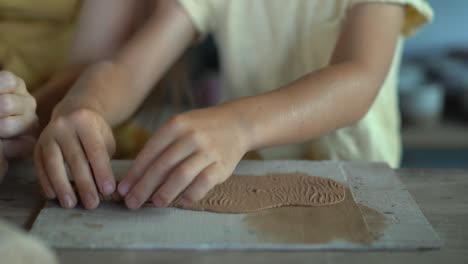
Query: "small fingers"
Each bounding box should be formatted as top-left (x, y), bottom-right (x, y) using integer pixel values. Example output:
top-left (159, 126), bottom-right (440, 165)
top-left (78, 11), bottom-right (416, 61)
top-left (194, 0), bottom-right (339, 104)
top-left (0, 71), bottom-right (17, 94)
top-left (75, 115), bottom-right (115, 196)
top-left (124, 133), bottom-right (198, 209)
top-left (41, 140), bottom-right (77, 208)
top-left (0, 94), bottom-right (27, 117)
top-left (34, 146), bottom-right (56, 199)
top-left (12, 74), bottom-right (28, 94)
top-left (57, 134), bottom-right (99, 209)
top-left (120, 116), bottom-right (185, 196)
top-left (182, 164), bottom-right (222, 203)
top-left (151, 152), bottom-right (214, 207)
top-left (0, 114), bottom-right (37, 138)
top-left (0, 71), bottom-right (29, 96)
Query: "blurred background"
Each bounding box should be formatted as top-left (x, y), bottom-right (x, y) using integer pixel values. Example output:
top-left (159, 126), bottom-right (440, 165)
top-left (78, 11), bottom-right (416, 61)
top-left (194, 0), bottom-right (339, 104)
top-left (398, 0), bottom-right (468, 167)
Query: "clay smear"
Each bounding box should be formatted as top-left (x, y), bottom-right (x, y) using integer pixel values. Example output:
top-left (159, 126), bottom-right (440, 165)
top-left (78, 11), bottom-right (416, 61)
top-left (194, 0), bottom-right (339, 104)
top-left (173, 174), bottom-right (346, 213)
top-left (244, 189), bottom-right (386, 244)
top-left (92, 174), bottom-right (346, 213)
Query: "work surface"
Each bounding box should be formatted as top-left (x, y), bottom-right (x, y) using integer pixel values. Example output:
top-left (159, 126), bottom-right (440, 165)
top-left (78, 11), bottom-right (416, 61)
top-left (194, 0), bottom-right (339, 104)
top-left (1, 160), bottom-right (467, 264)
top-left (29, 161), bottom-right (441, 250)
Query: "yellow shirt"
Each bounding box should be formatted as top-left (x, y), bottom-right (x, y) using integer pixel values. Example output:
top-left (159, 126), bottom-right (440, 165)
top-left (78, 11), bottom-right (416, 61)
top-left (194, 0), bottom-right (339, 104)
top-left (178, 0), bottom-right (433, 167)
top-left (0, 0), bottom-right (79, 89)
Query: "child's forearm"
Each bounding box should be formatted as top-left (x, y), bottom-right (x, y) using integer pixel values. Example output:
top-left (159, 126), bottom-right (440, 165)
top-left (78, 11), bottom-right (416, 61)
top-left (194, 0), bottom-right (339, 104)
top-left (37, 0), bottom-right (139, 126)
top-left (59, 1), bottom-right (196, 126)
top-left (68, 0), bottom-right (140, 64)
top-left (222, 3), bottom-right (404, 152)
top-left (33, 64), bottom-right (87, 129)
top-left (223, 62), bottom-right (384, 151)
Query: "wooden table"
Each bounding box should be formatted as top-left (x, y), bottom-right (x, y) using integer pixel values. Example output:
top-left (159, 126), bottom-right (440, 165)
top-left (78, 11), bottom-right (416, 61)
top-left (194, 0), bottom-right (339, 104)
top-left (1, 161), bottom-right (467, 264)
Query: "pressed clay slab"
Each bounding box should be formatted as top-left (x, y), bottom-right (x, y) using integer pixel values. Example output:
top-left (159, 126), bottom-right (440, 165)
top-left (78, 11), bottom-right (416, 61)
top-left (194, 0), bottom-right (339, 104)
top-left (96, 174), bottom-right (346, 213)
top-left (30, 160), bottom-right (442, 250)
top-left (177, 174), bottom-right (345, 213)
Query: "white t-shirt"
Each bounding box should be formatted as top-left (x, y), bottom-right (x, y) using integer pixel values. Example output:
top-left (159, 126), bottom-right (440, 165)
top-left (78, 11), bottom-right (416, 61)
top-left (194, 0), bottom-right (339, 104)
top-left (178, 0), bottom-right (433, 167)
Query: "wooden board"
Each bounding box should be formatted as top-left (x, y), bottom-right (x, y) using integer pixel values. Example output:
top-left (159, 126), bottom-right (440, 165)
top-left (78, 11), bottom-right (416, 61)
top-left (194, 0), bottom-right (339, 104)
top-left (30, 160), bottom-right (442, 250)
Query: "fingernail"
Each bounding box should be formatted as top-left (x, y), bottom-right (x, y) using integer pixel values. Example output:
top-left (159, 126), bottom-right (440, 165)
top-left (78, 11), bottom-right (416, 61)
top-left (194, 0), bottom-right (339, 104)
top-left (102, 181), bottom-right (115, 195)
top-left (63, 194), bottom-right (74, 208)
top-left (0, 72), bottom-right (16, 88)
top-left (125, 195), bottom-right (139, 209)
top-left (86, 192), bottom-right (98, 209)
top-left (118, 182), bottom-right (130, 196)
top-left (152, 196), bottom-right (166, 207)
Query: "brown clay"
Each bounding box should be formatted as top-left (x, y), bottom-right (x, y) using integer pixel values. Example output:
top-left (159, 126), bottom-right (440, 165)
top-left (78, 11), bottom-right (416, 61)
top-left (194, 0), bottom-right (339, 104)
top-left (93, 174), bottom-right (346, 213)
top-left (173, 174), bottom-right (346, 213)
top-left (244, 189), bottom-right (386, 244)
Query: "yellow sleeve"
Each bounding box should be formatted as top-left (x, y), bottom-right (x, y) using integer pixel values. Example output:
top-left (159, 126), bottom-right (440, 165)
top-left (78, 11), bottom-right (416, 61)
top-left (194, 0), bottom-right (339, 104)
top-left (177, 0), bottom-right (218, 39)
top-left (348, 0), bottom-right (434, 36)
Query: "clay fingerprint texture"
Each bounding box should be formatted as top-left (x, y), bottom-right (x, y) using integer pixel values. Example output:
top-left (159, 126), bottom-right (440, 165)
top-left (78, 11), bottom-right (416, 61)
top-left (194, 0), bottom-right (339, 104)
top-left (173, 174), bottom-right (346, 213)
top-left (95, 174), bottom-right (346, 213)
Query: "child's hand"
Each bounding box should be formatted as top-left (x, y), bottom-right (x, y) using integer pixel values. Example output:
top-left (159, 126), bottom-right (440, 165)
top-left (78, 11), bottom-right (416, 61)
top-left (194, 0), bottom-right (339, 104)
top-left (35, 108), bottom-right (116, 209)
top-left (118, 107), bottom-right (250, 209)
top-left (0, 71), bottom-right (38, 159)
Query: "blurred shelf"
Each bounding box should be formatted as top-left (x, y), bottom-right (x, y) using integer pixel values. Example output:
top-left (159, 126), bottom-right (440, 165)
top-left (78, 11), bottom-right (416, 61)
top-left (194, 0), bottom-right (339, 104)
top-left (402, 122), bottom-right (468, 149)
